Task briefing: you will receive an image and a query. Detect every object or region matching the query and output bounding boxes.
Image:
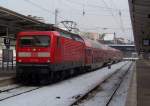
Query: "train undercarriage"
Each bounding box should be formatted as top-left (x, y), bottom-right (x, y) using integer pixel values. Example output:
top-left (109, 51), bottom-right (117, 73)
top-left (16, 60), bottom-right (117, 85)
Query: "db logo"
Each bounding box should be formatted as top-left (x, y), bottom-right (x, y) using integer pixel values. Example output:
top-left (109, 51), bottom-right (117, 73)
top-left (31, 52), bottom-right (37, 57)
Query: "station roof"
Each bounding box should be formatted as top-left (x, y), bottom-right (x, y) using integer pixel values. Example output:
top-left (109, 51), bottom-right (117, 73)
top-left (128, 0), bottom-right (150, 52)
top-left (0, 6), bottom-right (50, 38)
top-left (0, 6), bottom-right (80, 40)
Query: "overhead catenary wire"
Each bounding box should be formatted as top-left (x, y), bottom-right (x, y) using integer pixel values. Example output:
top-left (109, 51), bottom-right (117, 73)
top-left (109, 0), bottom-right (125, 32)
top-left (81, 27), bottom-right (131, 39)
top-left (22, 0), bottom-right (132, 39)
top-left (79, 26), bottom-right (132, 31)
top-left (82, 0), bottom-right (86, 16)
top-left (109, 0), bottom-right (118, 11)
top-left (65, 0), bottom-right (129, 12)
top-left (119, 11), bottom-right (125, 32)
top-left (23, 0), bottom-right (66, 20)
top-left (79, 26), bottom-right (132, 37)
top-left (62, 0), bottom-right (129, 33)
top-left (101, 0), bottom-right (123, 32)
top-left (60, 9), bottom-right (130, 17)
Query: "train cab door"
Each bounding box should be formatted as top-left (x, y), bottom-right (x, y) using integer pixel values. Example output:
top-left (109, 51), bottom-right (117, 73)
top-left (55, 36), bottom-right (62, 64)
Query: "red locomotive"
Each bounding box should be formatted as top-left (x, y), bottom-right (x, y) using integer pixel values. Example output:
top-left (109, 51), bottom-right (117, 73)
top-left (16, 29), bottom-right (123, 84)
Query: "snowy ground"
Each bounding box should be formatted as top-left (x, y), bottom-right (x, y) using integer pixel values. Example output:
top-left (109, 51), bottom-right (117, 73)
top-left (108, 62), bottom-right (135, 106)
top-left (0, 61), bottom-right (129, 106)
top-left (76, 61), bottom-right (134, 106)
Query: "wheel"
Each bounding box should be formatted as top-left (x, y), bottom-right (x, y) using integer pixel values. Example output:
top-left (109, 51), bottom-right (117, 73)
top-left (49, 71), bottom-right (54, 83)
top-left (69, 69), bottom-right (75, 77)
top-left (52, 71), bottom-right (61, 82)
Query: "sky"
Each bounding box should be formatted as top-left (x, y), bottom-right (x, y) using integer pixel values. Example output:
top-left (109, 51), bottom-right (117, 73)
top-left (0, 0), bottom-right (134, 41)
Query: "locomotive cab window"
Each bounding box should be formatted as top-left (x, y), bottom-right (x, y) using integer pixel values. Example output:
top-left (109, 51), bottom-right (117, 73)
top-left (20, 35), bottom-right (50, 47)
top-left (20, 36), bottom-right (33, 47)
top-left (72, 35), bottom-right (84, 43)
top-left (60, 32), bottom-right (72, 39)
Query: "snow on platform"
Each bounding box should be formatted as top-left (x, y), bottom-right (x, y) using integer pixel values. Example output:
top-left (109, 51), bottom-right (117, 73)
top-left (0, 61), bottom-right (129, 106)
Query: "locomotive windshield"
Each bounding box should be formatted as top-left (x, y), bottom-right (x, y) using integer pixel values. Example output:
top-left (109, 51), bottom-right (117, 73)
top-left (20, 35), bottom-right (50, 47)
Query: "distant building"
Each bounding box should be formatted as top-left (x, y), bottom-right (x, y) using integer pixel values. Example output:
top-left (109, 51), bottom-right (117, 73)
top-left (102, 33), bottom-right (134, 45)
top-left (116, 37), bottom-right (134, 44)
top-left (116, 37), bottom-right (125, 44)
top-left (103, 33), bottom-right (117, 44)
top-left (80, 31), bottom-right (134, 45)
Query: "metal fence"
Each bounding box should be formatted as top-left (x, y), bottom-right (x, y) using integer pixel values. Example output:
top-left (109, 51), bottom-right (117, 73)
top-left (0, 49), bottom-right (16, 72)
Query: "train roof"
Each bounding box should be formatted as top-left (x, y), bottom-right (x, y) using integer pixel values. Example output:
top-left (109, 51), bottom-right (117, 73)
top-left (81, 37), bottom-right (92, 47)
top-left (81, 37), bottom-right (107, 49)
top-left (18, 31), bottom-right (60, 36)
top-left (18, 30), bottom-right (85, 43)
top-left (81, 37), bottom-right (122, 52)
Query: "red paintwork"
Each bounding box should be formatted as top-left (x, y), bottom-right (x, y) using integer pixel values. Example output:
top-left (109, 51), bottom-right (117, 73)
top-left (82, 37), bottom-right (123, 67)
top-left (16, 30), bottom-right (123, 70)
top-left (83, 38), bottom-right (92, 66)
top-left (16, 31), bottom-right (85, 66)
top-left (16, 31), bottom-right (58, 64)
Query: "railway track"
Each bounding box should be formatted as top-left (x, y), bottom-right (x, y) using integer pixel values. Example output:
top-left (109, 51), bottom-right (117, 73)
top-left (0, 61), bottom-right (132, 106)
top-left (0, 84), bottom-right (41, 101)
top-left (71, 61), bottom-right (133, 106)
top-left (105, 62), bottom-right (133, 106)
top-left (0, 62), bottom-right (129, 103)
top-left (0, 84), bottom-right (20, 93)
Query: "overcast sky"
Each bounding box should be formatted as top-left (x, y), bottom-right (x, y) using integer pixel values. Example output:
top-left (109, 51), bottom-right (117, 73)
top-left (0, 0), bottom-right (133, 41)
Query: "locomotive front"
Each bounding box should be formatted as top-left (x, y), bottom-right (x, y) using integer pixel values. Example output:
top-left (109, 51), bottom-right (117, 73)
top-left (16, 31), bottom-right (53, 83)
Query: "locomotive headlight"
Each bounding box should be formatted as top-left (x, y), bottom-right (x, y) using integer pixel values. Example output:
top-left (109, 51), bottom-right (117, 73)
top-left (18, 59), bottom-right (22, 62)
top-left (18, 52), bottom-right (31, 57)
top-left (37, 52), bottom-right (50, 57)
top-left (47, 59), bottom-right (50, 62)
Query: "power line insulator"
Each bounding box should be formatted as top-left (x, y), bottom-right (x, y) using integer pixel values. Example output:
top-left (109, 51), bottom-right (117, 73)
top-left (83, 11), bottom-right (85, 16)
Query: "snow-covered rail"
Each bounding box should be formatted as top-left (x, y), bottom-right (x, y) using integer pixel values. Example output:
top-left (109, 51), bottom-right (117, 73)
top-left (0, 61), bottom-right (131, 106)
top-left (0, 85), bottom-right (41, 101)
top-left (107, 63), bottom-right (133, 105)
top-left (73, 61), bottom-right (134, 106)
top-left (71, 61), bottom-right (133, 106)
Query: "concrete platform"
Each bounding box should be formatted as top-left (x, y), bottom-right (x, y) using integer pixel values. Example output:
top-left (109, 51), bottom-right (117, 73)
top-left (0, 66), bottom-right (16, 86)
top-left (126, 59), bottom-right (150, 106)
top-left (125, 63), bottom-right (137, 106)
top-left (136, 59), bottom-right (150, 106)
